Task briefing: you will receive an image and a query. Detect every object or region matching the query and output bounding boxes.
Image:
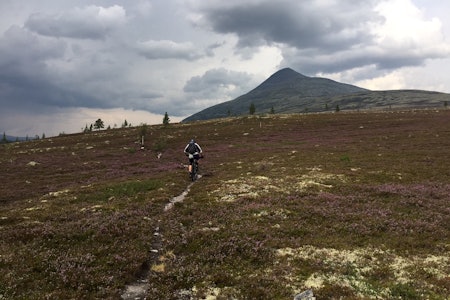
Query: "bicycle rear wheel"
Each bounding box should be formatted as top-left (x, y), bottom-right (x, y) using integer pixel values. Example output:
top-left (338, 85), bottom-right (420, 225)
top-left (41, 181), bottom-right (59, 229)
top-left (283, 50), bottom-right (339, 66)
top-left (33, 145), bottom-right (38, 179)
top-left (191, 161), bottom-right (198, 181)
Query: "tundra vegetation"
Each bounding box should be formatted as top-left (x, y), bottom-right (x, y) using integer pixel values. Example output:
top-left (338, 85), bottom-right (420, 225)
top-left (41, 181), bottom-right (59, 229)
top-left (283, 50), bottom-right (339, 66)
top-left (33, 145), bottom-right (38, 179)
top-left (1, 110), bottom-right (449, 299)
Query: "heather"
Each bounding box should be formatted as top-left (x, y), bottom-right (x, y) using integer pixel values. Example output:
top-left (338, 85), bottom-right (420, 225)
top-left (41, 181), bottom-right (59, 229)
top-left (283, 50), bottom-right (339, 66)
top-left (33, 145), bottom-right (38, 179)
top-left (1, 110), bottom-right (449, 299)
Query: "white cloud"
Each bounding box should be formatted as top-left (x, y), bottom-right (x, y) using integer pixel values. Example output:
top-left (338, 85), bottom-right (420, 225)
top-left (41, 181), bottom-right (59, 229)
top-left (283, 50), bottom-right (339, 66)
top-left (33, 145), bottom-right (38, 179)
top-left (356, 70), bottom-right (407, 91)
top-left (374, 0), bottom-right (450, 55)
top-left (25, 5), bottom-right (126, 39)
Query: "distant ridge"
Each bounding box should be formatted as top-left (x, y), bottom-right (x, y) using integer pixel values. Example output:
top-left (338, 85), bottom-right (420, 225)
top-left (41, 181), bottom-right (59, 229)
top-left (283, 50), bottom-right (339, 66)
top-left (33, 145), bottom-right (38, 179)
top-left (2, 135), bottom-right (30, 143)
top-left (183, 68), bottom-right (450, 122)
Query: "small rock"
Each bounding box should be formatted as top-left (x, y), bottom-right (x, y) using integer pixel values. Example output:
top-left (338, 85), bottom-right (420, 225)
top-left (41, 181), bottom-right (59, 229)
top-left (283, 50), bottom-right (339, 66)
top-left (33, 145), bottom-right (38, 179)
top-left (294, 289), bottom-right (315, 300)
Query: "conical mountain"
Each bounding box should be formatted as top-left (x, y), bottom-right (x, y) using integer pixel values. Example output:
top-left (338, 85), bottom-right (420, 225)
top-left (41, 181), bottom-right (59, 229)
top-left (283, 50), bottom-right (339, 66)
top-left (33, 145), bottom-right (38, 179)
top-left (183, 68), bottom-right (368, 121)
top-left (183, 68), bottom-right (450, 122)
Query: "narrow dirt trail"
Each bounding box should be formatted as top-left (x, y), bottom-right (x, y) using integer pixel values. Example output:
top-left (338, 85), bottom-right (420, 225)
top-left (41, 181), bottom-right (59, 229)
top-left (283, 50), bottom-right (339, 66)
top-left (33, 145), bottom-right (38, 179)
top-left (121, 175), bottom-right (201, 299)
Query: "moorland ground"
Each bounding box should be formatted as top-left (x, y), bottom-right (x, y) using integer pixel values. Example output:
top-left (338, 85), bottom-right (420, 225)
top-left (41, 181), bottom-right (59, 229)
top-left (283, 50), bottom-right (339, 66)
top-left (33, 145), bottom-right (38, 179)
top-left (1, 109), bottom-right (449, 299)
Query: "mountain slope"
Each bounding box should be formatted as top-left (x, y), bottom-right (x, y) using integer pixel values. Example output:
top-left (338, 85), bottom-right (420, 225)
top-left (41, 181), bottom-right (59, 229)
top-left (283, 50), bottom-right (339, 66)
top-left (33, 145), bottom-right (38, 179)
top-left (183, 68), bottom-right (450, 121)
top-left (183, 68), bottom-right (368, 121)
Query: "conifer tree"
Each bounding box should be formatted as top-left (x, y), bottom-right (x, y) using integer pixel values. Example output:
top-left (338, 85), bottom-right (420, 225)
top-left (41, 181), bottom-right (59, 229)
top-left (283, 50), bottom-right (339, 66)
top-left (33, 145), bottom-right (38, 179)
top-left (94, 119), bottom-right (104, 130)
top-left (336, 104), bottom-right (340, 112)
top-left (249, 103), bottom-right (256, 115)
top-left (163, 112), bottom-right (170, 125)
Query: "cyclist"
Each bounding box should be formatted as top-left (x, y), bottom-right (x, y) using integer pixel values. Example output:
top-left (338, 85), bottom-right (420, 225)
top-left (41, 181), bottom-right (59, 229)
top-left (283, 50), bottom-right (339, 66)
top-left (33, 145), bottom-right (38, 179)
top-left (184, 139), bottom-right (203, 174)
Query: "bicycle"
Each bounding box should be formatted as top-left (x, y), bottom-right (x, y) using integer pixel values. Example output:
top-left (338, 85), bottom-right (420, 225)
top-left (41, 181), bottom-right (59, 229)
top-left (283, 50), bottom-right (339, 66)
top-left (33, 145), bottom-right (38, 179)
top-left (187, 153), bottom-right (202, 181)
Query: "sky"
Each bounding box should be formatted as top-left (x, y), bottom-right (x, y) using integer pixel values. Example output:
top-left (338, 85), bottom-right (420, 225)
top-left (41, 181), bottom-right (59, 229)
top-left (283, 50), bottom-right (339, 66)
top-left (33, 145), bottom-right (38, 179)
top-left (1, 0), bottom-right (450, 137)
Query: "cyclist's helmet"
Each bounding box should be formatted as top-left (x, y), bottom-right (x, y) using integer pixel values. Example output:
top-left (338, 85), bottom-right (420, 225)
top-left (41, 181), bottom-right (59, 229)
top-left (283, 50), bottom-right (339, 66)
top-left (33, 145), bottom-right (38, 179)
top-left (190, 139), bottom-right (195, 144)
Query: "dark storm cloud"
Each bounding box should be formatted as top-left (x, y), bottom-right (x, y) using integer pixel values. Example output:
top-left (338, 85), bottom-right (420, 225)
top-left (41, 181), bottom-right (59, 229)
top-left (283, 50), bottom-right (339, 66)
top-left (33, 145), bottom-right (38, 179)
top-left (0, 25), bottom-right (66, 66)
top-left (0, 26), bottom-right (72, 111)
top-left (193, 0), bottom-right (379, 51)
top-left (280, 44), bottom-right (439, 75)
top-left (0, 25), bottom-right (128, 113)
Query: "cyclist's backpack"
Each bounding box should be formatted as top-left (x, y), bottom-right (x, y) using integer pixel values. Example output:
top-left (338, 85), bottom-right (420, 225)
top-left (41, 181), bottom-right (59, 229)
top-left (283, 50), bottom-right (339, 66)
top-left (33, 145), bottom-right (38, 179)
top-left (186, 142), bottom-right (198, 154)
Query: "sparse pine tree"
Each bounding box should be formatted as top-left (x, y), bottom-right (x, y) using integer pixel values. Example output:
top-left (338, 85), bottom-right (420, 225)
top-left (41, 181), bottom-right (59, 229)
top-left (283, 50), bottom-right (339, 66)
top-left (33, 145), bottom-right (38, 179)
top-left (42, 133), bottom-right (45, 139)
top-left (139, 123), bottom-right (148, 137)
top-left (94, 119), bottom-right (104, 130)
top-left (1, 132), bottom-right (7, 143)
top-left (270, 106), bottom-right (275, 114)
top-left (122, 120), bottom-right (128, 128)
top-left (336, 104), bottom-right (340, 112)
top-left (163, 112), bottom-right (170, 126)
top-left (249, 103), bottom-right (255, 115)
top-left (139, 123), bottom-right (148, 149)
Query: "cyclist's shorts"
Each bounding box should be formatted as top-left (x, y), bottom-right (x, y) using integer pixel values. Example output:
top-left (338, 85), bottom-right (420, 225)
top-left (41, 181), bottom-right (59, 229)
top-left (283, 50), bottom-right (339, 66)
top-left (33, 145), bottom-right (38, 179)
top-left (189, 154), bottom-right (201, 163)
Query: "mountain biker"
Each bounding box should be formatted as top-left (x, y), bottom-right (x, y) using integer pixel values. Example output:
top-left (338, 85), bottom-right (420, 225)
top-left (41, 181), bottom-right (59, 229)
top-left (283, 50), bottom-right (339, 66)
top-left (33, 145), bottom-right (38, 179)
top-left (184, 139), bottom-right (203, 173)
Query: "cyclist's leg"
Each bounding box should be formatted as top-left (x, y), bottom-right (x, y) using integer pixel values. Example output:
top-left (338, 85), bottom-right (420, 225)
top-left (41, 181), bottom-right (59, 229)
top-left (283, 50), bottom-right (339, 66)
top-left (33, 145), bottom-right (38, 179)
top-left (188, 157), bottom-right (194, 173)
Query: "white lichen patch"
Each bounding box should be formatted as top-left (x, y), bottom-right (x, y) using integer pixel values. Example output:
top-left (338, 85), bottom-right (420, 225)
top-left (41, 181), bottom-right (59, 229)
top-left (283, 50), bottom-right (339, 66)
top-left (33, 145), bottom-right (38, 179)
top-left (191, 285), bottom-right (240, 300)
top-left (210, 175), bottom-right (282, 202)
top-left (25, 206), bottom-right (44, 211)
top-left (201, 226), bottom-right (221, 232)
top-left (210, 167), bottom-right (346, 202)
top-left (297, 169), bottom-right (346, 191)
top-left (275, 245), bottom-right (450, 298)
top-left (47, 189), bottom-right (70, 197)
top-left (253, 208), bottom-right (291, 219)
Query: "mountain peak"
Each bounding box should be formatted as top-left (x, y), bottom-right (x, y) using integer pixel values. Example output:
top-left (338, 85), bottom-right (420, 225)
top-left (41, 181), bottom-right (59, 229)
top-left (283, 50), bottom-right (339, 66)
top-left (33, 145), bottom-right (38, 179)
top-left (260, 68), bottom-right (308, 88)
top-left (273, 67), bottom-right (307, 77)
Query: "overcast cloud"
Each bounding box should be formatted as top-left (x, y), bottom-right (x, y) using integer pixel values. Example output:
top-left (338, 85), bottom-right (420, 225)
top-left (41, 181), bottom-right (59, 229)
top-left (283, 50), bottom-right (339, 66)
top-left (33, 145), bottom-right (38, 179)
top-left (1, 0), bottom-right (450, 137)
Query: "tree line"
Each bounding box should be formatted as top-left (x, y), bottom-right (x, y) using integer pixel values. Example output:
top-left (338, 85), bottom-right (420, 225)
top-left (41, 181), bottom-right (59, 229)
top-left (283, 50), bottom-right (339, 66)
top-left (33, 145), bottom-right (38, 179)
top-left (83, 112), bottom-right (170, 133)
top-left (1, 112), bottom-right (172, 144)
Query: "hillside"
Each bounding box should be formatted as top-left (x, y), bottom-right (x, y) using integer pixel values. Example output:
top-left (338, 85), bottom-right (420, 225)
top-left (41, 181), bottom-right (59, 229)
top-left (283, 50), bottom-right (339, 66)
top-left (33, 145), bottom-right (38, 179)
top-left (183, 68), bottom-right (450, 121)
top-left (1, 110), bottom-right (450, 299)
